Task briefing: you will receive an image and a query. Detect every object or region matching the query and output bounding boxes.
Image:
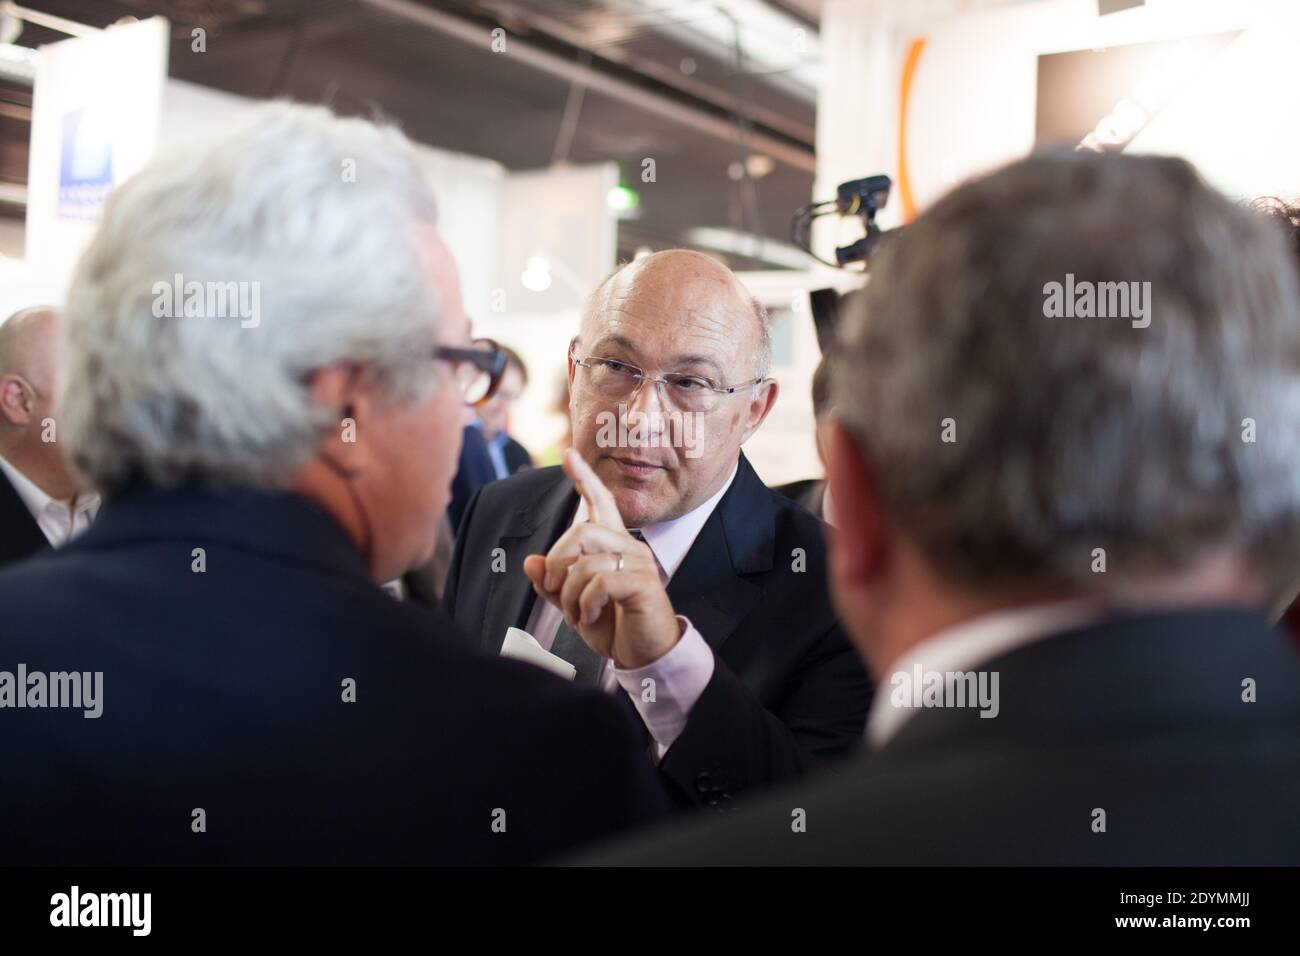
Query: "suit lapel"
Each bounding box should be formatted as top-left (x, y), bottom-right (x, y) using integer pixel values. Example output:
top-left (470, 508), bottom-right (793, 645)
top-left (479, 473), bottom-right (579, 654)
top-left (665, 454), bottom-right (772, 655)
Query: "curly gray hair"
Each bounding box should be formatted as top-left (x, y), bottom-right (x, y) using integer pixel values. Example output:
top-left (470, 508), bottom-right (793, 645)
top-left (62, 101), bottom-right (444, 493)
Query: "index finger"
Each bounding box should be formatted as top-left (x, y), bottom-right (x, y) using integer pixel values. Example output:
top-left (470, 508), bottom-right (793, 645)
top-left (563, 448), bottom-right (626, 532)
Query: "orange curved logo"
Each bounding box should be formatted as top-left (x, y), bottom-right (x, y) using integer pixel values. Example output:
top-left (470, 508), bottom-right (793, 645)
top-left (897, 37), bottom-right (927, 223)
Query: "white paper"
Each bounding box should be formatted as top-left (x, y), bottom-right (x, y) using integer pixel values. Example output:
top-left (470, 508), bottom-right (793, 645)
top-left (500, 626), bottom-right (577, 681)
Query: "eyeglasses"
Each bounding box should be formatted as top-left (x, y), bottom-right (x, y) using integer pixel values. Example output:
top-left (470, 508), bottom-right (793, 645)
top-left (434, 337), bottom-right (506, 407)
top-left (569, 343), bottom-right (764, 413)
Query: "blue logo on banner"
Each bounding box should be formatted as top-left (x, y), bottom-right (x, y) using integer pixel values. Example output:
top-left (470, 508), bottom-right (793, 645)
top-left (57, 108), bottom-right (113, 220)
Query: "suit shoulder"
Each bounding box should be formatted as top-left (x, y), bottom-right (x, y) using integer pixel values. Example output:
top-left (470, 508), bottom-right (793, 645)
top-left (765, 484), bottom-right (830, 555)
top-left (473, 464), bottom-right (566, 507)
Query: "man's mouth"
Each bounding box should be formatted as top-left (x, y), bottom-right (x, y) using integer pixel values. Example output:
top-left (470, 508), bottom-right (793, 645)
top-left (607, 455), bottom-right (667, 478)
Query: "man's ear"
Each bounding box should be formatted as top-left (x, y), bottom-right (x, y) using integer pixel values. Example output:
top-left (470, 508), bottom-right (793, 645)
top-left (0, 375), bottom-right (33, 426)
top-left (826, 416), bottom-right (890, 588)
top-left (308, 365), bottom-right (369, 465)
top-left (740, 378), bottom-right (779, 443)
top-left (565, 337), bottom-right (579, 393)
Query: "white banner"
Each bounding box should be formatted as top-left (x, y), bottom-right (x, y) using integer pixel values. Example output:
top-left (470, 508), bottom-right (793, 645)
top-left (24, 16), bottom-right (169, 281)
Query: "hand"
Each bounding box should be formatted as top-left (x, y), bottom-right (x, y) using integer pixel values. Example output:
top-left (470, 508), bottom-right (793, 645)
top-left (523, 449), bottom-right (682, 668)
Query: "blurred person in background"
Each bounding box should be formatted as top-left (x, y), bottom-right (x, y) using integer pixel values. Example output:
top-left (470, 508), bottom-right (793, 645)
top-left (444, 249), bottom-right (872, 811)
top-left (474, 344), bottom-right (534, 478)
top-left (772, 352), bottom-right (833, 522)
top-left (0, 304), bottom-right (99, 568)
top-left (0, 102), bottom-right (665, 865)
top-left (445, 327), bottom-right (527, 533)
top-left (447, 396), bottom-right (497, 534)
top-left (583, 150), bottom-right (1300, 864)
top-left (533, 367), bottom-right (575, 467)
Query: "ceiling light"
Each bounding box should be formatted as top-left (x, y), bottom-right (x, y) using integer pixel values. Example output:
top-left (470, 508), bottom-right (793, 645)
top-left (745, 154), bottom-right (775, 179)
top-left (605, 184), bottom-right (640, 214)
top-left (520, 255), bottom-right (553, 293)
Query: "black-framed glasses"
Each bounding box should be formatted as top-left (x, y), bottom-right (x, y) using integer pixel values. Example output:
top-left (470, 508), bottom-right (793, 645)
top-left (434, 337), bottom-right (506, 407)
top-left (569, 342), bottom-right (764, 412)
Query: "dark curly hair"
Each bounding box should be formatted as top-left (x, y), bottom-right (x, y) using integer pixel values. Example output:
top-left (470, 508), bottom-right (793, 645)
top-left (1252, 196), bottom-right (1300, 265)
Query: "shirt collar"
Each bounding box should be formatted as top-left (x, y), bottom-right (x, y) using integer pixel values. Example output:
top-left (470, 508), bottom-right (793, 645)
top-left (865, 598), bottom-right (1103, 750)
top-left (0, 454), bottom-right (100, 526)
top-left (571, 460), bottom-right (739, 581)
top-left (471, 416), bottom-right (509, 451)
top-left (72, 490), bottom-right (101, 520)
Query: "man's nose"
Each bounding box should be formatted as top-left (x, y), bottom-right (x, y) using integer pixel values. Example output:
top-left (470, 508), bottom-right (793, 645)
top-left (627, 374), bottom-right (669, 416)
top-left (622, 376), bottom-right (671, 446)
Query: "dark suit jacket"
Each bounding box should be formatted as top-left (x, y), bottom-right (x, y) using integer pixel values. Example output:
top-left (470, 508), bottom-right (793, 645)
top-left (0, 466), bottom-right (48, 570)
top-left (503, 435), bottom-right (533, 476)
top-left (772, 477), bottom-right (825, 521)
top-left (0, 485), bottom-right (666, 865)
top-left (442, 453), bottom-right (873, 810)
top-left (578, 609), bottom-right (1300, 865)
top-left (448, 424), bottom-right (497, 534)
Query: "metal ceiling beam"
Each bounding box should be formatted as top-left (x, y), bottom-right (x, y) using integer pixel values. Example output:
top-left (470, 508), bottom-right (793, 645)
top-left (355, 0), bottom-right (817, 173)
top-left (487, 3), bottom-right (817, 144)
top-left (763, 0), bottom-right (820, 29)
top-left (1, 2), bottom-right (101, 38)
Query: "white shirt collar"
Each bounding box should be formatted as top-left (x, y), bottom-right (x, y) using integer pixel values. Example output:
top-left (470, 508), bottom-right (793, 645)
top-left (865, 598), bottom-right (1103, 750)
top-left (0, 453), bottom-right (100, 548)
top-left (571, 460), bottom-right (739, 582)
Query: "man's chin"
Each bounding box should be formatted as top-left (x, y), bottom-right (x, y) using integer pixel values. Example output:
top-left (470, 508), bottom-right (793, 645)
top-left (587, 456), bottom-right (674, 522)
top-left (606, 486), bottom-right (666, 528)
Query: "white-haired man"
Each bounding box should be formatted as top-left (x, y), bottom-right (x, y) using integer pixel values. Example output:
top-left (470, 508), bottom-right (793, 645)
top-left (0, 102), bottom-right (665, 865)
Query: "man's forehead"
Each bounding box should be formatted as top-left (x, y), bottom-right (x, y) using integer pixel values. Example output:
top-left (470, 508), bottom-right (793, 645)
top-left (580, 250), bottom-right (758, 359)
top-left (587, 312), bottom-right (735, 367)
top-left (605, 255), bottom-right (744, 305)
top-left (589, 280), bottom-right (749, 339)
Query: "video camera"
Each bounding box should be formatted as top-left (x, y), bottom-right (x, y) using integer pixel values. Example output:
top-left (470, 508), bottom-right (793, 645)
top-left (790, 173), bottom-right (897, 269)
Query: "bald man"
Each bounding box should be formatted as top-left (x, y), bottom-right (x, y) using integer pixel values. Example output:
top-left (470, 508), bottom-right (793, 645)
top-left (0, 306), bottom-right (98, 568)
top-left (443, 250), bottom-right (872, 810)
